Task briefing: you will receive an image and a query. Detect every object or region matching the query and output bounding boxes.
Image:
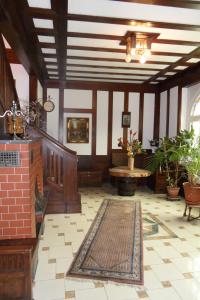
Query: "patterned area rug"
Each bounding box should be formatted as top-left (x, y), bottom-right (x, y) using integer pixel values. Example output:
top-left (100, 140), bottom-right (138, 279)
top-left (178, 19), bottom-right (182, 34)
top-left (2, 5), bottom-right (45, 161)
top-left (67, 199), bottom-right (143, 285)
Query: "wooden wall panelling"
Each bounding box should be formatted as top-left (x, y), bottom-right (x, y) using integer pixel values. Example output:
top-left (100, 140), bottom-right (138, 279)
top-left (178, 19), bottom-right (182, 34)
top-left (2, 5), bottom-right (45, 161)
top-left (58, 86), bottom-right (64, 143)
top-left (166, 89), bottom-right (170, 137)
top-left (153, 91), bottom-right (160, 139)
top-left (29, 74), bottom-right (37, 103)
top-left (123, 91), bottom-right (129, 142)
top-left (107, 91), bottom-right (113, 158)
top-left (177, 85), bottom-right (182, 133)
top-left (43, 84), bottom-right (47, 126)
top-left (92, 90), bottom-right (97, 157)
top-left (139, 92), bottom-right (144, 142)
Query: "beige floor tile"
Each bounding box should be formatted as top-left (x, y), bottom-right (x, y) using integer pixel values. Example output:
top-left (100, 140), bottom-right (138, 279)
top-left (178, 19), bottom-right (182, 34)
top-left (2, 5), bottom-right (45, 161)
top-left (75, 287), bottom-right (108, 300)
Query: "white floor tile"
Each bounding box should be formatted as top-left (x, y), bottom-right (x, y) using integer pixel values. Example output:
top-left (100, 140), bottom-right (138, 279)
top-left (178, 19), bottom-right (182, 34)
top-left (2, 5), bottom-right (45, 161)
top-left (171, 278), bottom-right (200, 300)
top-left (33, 279), bottom-right (65, 300)
top-left (75, 287), bottom-right (108, 300)
top-left (147, 287), bottom-right (181, 300)
top-left (104, 283), bottom-right (138, 300)
top-left (151, 263), bottom-right (184, 281)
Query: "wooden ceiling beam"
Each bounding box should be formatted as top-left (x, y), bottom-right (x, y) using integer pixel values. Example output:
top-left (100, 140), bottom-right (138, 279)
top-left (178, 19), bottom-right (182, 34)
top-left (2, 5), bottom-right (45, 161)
top-left (111, 0), bottom-right (200, 10)
top-left (26, 7), bottom-right (56, 19)
top-left (66, 45), bottom-right (190, 57)
top-left (66, 75), bottom-right (150, 82)
top-left (66, 55), bottom-right (191, 67)
top-left (66, 69), bottom-right (162, 77)
top-left (67, 14), bottom-right (200, 32)
top-left (66, 63), bottom-right (165, 72)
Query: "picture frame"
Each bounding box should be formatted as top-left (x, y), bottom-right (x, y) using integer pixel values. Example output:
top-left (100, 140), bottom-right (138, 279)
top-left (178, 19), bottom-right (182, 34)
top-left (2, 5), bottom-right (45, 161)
top-left (67, 117), bottom-right (89, 143)
top-left (122, 112), bottom-right (131, 128)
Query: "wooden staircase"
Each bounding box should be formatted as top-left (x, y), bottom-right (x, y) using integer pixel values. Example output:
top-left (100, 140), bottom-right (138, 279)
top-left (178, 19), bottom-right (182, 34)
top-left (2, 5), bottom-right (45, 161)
top-left (29, 127), bottom-right (81, 214)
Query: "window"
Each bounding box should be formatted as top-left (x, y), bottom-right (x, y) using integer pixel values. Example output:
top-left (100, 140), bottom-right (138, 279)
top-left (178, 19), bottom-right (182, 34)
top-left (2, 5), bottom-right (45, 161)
top-left (190, 98), bottom-right (200, 139)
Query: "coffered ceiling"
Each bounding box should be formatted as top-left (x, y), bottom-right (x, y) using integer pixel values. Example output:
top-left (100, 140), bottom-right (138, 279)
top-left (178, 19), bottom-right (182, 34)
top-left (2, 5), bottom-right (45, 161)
top-left (1, 0), bottom-right (200, 87)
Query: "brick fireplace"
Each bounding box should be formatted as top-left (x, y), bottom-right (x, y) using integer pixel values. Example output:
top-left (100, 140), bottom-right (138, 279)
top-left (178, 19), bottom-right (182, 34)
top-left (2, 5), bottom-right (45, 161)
top-left (0, 138), bottom-right (43, 239)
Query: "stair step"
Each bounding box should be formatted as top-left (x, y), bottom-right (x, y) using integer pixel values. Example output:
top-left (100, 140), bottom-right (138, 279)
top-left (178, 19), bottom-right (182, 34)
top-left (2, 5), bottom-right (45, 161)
top-left (45, 188), bottom-right (67, 214)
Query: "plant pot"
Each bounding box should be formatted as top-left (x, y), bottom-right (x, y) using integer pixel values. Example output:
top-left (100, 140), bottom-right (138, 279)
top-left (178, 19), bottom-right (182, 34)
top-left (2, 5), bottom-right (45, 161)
top-left (166, 186), bottom-right (180, 199)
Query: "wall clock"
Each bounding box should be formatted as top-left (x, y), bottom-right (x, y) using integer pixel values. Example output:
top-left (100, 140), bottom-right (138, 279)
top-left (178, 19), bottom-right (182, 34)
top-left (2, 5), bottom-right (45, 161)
top-left (43, 99), bottom-right (55, 112)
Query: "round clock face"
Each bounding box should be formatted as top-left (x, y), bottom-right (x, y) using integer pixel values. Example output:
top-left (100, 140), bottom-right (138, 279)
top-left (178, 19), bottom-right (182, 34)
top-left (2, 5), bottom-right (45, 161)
top-left (43, 100), bottom-right (55, 112)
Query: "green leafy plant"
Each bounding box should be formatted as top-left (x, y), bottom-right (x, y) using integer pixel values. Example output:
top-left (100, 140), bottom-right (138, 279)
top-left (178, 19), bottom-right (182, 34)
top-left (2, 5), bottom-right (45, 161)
top-left (149, 129), bottom-right (194, 187)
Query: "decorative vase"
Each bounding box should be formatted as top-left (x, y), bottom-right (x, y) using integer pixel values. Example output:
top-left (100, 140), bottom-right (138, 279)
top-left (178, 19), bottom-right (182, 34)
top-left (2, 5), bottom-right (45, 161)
top-left (128, 157), bottom-right (134, 170)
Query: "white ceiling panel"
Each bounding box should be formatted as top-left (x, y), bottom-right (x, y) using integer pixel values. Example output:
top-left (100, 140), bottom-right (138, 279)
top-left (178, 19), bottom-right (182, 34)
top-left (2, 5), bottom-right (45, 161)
top-left (68, 0), bottom-right (200, 25)
top-left (38, 36), bottom-right (55, 43)
top-left (42, 48), bottom-right (56, 54)
top-left (66, 77), bottom-right (144, 83)
top-left (27, 0), bottom-right (51, 9)
top-left (67, 37), bottom-right (124, 49)
top-left (33, 18), bottom-right (53, 29)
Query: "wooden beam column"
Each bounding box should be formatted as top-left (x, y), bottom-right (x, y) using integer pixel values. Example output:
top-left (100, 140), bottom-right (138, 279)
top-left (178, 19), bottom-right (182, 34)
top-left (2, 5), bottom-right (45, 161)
top-left (166, 89), bottom-right (170, 137)
top-left (139, 92), bottom-right (144, 142)
top-left (58, 84), bottom-right (64, 143)
top-left (177, 85), bottom-right (182, 134)
top-left (107, 91), bottom-right (113, 157)
top-left (92, 90), bottom-right (97, 156)
top-left (123, 91), bottom-right (129, 142)
top-left (153, 91), bottom-right (160, 139)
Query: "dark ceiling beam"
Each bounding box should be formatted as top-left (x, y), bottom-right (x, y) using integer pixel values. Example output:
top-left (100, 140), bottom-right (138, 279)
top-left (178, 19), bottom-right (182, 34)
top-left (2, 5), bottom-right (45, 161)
top-left (66, 69), bottom-right (163, 78)
top-left (66, 75), bottom-right (148, 82)
top-left (67, 14), bottom-right (200, 32)
top-left (66, 45), bottom-right (190, 57)
top-left (66, 55), bottom-right (191, 67)
top-left (111, 0), bottom-right (200, 9)
top-left (145, 46), bottom-right (200, 84)
top-left (51, 0), bottom-right (68, 81)
top-left (67, 32), bottom-right (200, 47)
top-left (26, 7), bottom-right (56, 19)
top-left (45, 79), bottom-right (158, 93)
top-left (0, 0), bottom-right (46, 83)
top-left (34, 28), bottom-right (55, 36)
top-left (159, 61), bottom-right (200, 91)
top-left (66, 63), bottom-right (165, 72)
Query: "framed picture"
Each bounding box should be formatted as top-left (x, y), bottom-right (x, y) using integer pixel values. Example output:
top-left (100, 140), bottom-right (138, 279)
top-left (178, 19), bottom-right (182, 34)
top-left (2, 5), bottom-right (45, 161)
top-left (122, 112), bottom-right (131, 128)
top-left (67, 117), bottom-right (89, 143)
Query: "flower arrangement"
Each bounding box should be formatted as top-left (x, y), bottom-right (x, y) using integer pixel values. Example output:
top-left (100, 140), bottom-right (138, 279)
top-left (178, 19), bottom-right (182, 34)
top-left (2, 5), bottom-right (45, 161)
top-left (117, 130), bottom-right (142, 158)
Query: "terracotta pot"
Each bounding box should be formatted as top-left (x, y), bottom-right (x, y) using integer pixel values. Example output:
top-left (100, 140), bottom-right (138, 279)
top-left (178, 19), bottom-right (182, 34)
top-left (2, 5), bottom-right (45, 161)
top-left (166, 186), bottom-right (180, 199)
top-left (183, 182), bottom-right (200, 205)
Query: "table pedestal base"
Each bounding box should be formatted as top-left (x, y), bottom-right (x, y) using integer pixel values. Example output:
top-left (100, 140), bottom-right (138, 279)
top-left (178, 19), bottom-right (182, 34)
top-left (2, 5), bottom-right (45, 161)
top-left (117, 177), bottom-right (136, 196)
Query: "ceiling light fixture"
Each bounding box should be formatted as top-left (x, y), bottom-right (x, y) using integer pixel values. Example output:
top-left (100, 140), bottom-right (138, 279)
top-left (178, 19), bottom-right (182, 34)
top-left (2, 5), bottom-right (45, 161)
top-left (121, 32), bottom-right (159, 64)
top-left (125, 33), bottom-right (151, 64)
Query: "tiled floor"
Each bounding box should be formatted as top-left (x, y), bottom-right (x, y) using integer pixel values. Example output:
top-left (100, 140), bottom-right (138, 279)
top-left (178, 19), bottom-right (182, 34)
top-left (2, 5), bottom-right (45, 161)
top-left (33, 184), bottom-right (200, 300)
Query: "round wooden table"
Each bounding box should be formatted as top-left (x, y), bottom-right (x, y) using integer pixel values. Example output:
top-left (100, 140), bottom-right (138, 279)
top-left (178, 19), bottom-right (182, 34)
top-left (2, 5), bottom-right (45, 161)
top-left (109, 166), bottom-right (151, 196)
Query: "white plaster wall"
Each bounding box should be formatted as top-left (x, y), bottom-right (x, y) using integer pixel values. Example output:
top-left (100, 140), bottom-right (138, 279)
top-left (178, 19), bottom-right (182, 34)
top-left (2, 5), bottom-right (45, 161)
top-left (187, 82), bottom-right (200, 127)
top-left (64, 89), bottom-right (92, 108)
top-left (46, 88), bottom-right (59, 140)
top-left (96, 91), bottom-right (108, 155)
top-left (112, 92), bottom-right (124, 149)
top-left (10, 64), bottom-right (29, 109)
top-left (64, 113), bottom-right (92, 155)
top-left (169, 86), bottom-right (178, 137)
top-left (143, 93), bottom-right (155, 149)
top-left (181, 87), bottom-right (188, 130)
top-left (159, 91), bottom-right (167, 138)
top-left (37, 80), bottom-right (43, 100)
top-left (128, 93), bottom-right (140, 139)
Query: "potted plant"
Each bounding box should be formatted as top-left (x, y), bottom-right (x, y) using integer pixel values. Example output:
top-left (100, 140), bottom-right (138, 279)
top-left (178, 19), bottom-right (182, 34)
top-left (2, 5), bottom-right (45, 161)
top-left (181, 130), bottom-right (200, 220)
top-left (149, 130), bottom-right (193, 199)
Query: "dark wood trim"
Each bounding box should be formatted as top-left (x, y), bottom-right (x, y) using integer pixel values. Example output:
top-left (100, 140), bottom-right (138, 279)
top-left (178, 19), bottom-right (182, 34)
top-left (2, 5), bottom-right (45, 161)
top-left (123, 92), bottom-right (129, 142)
top-left (139, 93), bottom-right (144, 142)
top-left (92, 90), bottom-right (97, 156)
top-left (107, 91), bottom-right (113, 157)
top-left (177, 86), bottom-right (182, 134)
top-left (153, 92), bottom-right (160, 139)
top-left (66, 63), bottom-right (163, 72)
top-left (111, 0), bottom-right (200, 9)
top-left (67, 32), bottom-right (200, 47)
top-left (29, 74), bottom-right (37, 103)
top-left (45, 80), bottom-right (158, 93)
top-left (166, 89), bottom-right (170, 137)
top-left (6, 48), bottom-right (20, 64)
top-left (67, 14), bottom-right (200, 32)
top-left (58, 87), bottom-right (64, 143)
top-left (67, 55), bottom-right (189, 66)
top-left (66, 45), bottom-right (187, 57)
top-left (51, 0), bottom-right (67, 81)
top-left (66, 75), bottom-right (150, 82)
top-left (43, 85), bottom-right (47, 126)
top-left (63, 108), bottom-right (93, 114)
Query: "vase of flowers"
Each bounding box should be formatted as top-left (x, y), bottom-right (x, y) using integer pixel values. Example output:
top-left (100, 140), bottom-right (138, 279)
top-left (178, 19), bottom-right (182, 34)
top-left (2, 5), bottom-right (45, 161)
top-left (118, 130), bottom-right (142, 170)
